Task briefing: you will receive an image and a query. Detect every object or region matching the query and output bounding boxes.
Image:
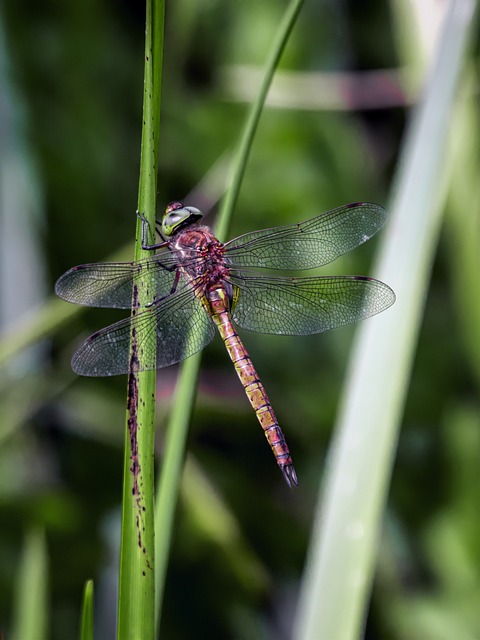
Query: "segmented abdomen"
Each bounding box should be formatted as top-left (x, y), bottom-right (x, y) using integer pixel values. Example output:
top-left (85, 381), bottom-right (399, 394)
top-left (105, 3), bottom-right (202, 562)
top-left (206, 286), bottom-right (298, 487)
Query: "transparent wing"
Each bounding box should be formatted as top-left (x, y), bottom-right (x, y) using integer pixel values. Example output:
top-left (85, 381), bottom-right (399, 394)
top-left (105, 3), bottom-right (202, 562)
top-left (225, 202), bottom-right (386, 270)
top-left (229, 273), bottom-right (395, 335)
top-left (71, 283), bottom-right (215, 376)
top-left (55, 251), bottom-right (183, 309)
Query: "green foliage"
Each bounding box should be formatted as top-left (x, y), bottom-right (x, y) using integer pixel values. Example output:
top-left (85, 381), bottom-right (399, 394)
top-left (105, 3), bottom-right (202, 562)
top-left (11, 529), bottom-right (48, 640)
top-left (154, 2), bottom-right (304, 635)
top-left (0, 1), bottom-right (478, 639)
top-left (294, 4), bottom-right (477, 637)
top-left (116, 1), bottom-right (163, 638)
top-left (79, 580), bottom-right (94, 640)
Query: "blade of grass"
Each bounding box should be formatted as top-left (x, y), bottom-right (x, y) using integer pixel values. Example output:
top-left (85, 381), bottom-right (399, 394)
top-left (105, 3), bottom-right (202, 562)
top-left (117, 1), bottom-right (164, 639)
top-left (215, 0), bottom-right (305, 239)
top-left (445, 72), bottom-right (480, 386)
top-left (293, 2), bottom-right (477, 639)
top-left (11, 529), bottom-right (48, 640)
top-left (154, 0), bottom-right (305, 632)
top-left (79, 580), bottom-right (94, 640)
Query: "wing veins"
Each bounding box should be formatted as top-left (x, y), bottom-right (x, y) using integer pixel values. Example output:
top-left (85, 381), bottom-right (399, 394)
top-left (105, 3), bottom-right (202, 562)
top-left (225, 203), bottom-right (387, 270)
top-left (72, 280), bottom-right (215, 376)
top-left (229, 274), bottom-right (395, 335)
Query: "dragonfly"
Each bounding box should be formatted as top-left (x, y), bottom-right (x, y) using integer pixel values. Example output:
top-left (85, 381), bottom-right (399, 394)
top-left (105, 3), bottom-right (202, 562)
top-left (55, 201), bottom-right (395, 486)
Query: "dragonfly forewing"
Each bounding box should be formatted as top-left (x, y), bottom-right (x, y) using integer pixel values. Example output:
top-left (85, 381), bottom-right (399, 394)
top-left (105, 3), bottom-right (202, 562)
top-left (225, 202), bottom-right (387, 271)
top-left (229, 274), bottom-right (395, 335)
top-left (55, 252), bottom-right (183, 309)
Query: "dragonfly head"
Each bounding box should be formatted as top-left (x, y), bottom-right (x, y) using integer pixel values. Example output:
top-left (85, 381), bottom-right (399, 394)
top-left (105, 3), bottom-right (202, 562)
top-left (161, 201), bottom-right (203, 237)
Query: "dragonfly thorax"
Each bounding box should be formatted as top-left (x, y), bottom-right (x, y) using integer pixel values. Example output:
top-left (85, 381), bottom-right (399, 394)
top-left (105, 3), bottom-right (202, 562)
top-left (173, 226), bottom-right (229, 284)
top-left (162, 202), bottom-right (203, 237)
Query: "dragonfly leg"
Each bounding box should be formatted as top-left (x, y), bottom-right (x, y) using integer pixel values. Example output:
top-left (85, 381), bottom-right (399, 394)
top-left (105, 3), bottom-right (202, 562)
top-left (136, 211), bottom-right (168, 251)
top-left (145, 268), bottom-right (182, 308)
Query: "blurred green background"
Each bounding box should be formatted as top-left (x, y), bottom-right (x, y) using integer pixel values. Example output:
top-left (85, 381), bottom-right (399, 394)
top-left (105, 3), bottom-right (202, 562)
top-left (0, 1), bottom-right (478, 639)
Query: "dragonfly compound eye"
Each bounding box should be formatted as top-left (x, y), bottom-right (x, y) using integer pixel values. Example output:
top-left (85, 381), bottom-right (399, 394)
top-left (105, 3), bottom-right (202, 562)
top-left (165, 201), bottom-right (184, 214)
top-left (161, 204), bottom-right (204, 237)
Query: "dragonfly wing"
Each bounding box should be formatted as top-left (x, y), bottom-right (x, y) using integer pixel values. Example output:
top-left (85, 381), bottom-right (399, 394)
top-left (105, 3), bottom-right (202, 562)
top-left (55, 252), bottom-right (182, 309)
top-left (71, 283), bottom-right (215, 376)
top-left (229, 274), bottom-right (395, 335)
top-left (225, 202), bottom-right (387, 270)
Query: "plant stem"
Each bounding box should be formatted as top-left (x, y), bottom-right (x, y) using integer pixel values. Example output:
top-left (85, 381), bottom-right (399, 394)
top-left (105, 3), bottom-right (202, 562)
top-left (293, 2), bottom-right (477, 638)
top-left (117, 1), bottom-right (164, 638)
top-left (154, 0), bottom-right (305, 634)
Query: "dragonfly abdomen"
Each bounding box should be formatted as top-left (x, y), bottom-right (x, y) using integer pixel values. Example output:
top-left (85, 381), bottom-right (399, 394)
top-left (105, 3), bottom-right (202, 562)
top-left (207, 286), bottom-right (298, 487)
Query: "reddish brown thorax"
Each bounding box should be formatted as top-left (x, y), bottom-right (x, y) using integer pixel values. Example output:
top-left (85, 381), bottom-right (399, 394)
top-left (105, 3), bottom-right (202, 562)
top-left (173, 225), bottom-right (229, 288)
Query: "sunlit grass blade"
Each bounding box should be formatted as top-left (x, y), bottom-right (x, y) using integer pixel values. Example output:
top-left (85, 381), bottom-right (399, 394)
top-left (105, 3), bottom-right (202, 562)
top-left (117, 1), bottom-right (164, 639)
top-left (216, 0), bottom-right (305, 239)
top-left (445, 72), bottom-right (480, 386)
top-left (154, 0), bottom-right (305, 633)
top-left (293, 2), bottom-right (477, 639)
top-left (11, 529), bottom-right (48, 640)
top-left (79, 580), bottom-right (94, 640)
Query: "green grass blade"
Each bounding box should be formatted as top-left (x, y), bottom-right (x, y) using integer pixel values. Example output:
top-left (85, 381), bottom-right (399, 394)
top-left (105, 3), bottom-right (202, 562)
top-left (117, 1), bottom-right (164, 639)
top-left (79, 580), bottom-right (94, 640)
top-left (216, 0), bottom-right (305, 240)
top-left (11, 529), bottom-right (48, 640)
top-left (293, 3), bottom-right (477, 639)
top-left (154, 0), bottom-right (304, 633)
top-left (154, 356), bottom-right (200, 633)
top-left (445, 72), bottom-right (480, 387)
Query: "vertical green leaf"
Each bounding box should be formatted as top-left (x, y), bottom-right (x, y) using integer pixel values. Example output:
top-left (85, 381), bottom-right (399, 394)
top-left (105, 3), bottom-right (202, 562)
top-left (79, 580), bottom-right (94, 640)
top-left (117, 1), bottom-right (164, 639)
top-left (293, 2), bottom-right (477, 639)
top-left (11, 529), bottom-right (48, 640)
top-left (154, 0), bottom-right (305, 634)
